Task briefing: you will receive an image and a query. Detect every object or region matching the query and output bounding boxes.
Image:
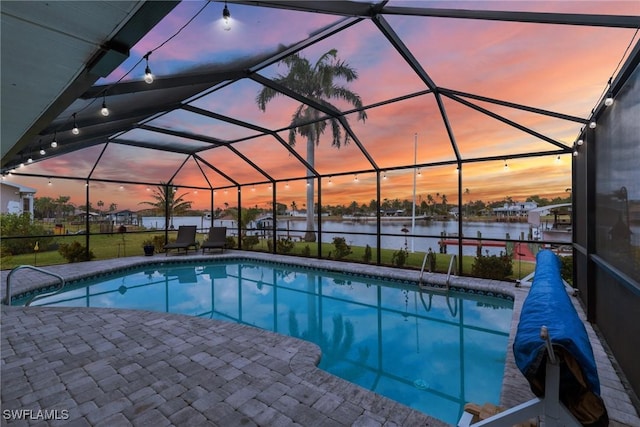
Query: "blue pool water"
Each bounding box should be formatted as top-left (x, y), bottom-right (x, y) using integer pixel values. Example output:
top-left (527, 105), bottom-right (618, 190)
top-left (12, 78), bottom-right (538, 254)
top-left (23, 259), bottom-right (513, 424)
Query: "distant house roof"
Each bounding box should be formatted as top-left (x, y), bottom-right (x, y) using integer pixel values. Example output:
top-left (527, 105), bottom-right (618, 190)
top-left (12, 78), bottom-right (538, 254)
top-left (1, 180), bottom-right (36, 194)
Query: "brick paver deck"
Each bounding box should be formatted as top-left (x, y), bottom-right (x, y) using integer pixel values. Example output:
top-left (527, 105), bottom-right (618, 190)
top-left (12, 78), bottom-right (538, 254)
top-left (2, 252), bottom-right (638, 426)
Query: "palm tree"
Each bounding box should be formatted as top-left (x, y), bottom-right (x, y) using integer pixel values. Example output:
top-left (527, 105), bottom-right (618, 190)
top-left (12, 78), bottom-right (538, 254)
top-left (256, 49), bottom-right (367, 241)
top-left (139, 183), bottom-right (192, 226)
top-left (426, 194), bottom-right (434, 215)
top-left (96, 200), bottom-right (104, 217)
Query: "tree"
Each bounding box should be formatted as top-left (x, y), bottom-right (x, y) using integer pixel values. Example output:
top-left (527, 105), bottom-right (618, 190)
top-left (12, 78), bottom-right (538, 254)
top-left (97, 200), bottom-right (104, 217)
top-left (54, 196), bottom-right (71, 219)
top-left (33, 196), bottom-right (55, 219)
top-left (139, 183), bottom-right (192, 226)
top-left (426, 194), bottom-right (435, 215)
top-left (256, 49), bottom-right (367, 241)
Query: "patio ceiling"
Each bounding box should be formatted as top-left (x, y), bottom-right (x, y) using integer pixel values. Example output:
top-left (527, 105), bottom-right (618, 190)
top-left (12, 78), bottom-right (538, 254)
top-left (3, 0), bottom-right (639, 189)
top-left (0, 0), bottom-right (179, 165)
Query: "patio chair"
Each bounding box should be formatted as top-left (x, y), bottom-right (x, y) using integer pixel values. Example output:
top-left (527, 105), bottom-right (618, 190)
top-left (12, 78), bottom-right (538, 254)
top-left (163, 225), bottom-right (197, 255)
top-left (202, 227), bottom-right (226, 254)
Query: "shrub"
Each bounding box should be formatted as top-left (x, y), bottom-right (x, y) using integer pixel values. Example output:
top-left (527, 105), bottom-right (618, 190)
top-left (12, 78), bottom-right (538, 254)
top-left (427, 248), bottom-right (437, 271)
top-left (152, 235), bottom-right (165, 250)
top-left (471, 251), bottom-right (513, 280)
top-left (276, 237), bottom-right (294, 254)
top-left (363, 244), bottom-right (372, 263)
top-left (301, 245), bottom-right (311, 257)
top-left (560, 255), bottom-right (573, 286)
top-left (226, 236), bottom-right (237, 249)
top-left (58, 242), bottom-right (95, 263)
top-left (0, 213), bottom-right (53, 256)
top-left (242, 234), bottom-right (260, 249)
top-left (332, 237), bottom-right (352, 260)
top-left (391, 248), bottom-right (409, 267)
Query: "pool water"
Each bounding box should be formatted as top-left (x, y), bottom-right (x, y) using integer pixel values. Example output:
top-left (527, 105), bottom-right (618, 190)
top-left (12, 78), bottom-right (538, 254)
top-left (24, 259), bottom-right (513, 424)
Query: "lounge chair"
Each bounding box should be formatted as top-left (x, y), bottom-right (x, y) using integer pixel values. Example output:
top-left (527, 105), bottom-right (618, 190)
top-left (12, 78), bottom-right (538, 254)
top-left (202, 227), bottom-right (226, 253)
top-left (163, 225), bottom-right (197, 255)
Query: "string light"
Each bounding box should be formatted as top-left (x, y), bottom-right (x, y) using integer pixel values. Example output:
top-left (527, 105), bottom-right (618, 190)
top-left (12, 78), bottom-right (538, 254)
top-left (604, 93), bottom-right (614, 106)
top-left (100, 93), bottom-right (109, 116)
top-left (604, 77), bottom-right (613, 106)
top-left (72, 113), bottom-right (79, 135)
top-left (143, 52), bottom-right (154, 84)
top-left (222, 1), bottom-right (231, 31)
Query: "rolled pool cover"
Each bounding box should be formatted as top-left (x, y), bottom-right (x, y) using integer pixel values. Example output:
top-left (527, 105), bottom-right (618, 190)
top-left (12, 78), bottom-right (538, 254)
top-left (513, 250), bottom-right (608, 426)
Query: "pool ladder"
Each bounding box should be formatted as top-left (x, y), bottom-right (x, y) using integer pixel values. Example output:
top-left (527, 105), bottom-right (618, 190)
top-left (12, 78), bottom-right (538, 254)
top-left (5, 265), bottom-right (65, 306)
top-left (419, 253), bottom-right (457, 291)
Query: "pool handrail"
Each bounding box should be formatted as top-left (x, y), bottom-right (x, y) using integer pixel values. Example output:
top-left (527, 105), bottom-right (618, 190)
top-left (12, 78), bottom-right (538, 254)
top-left (5, 265), bottom-right (65, 306)
top-left (419, 253), bottom-right (456, 291)
top-left (446, 254), bottom-right (458, 288)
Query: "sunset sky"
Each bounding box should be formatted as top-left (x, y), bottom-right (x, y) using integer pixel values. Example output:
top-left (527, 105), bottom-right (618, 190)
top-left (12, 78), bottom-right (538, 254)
top-left (8, 1), bottom-right (639, 211)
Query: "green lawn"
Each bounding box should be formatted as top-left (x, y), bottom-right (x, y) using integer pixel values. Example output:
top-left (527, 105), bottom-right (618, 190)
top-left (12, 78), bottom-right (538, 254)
top-left (1, 232), bottom-right (536, 281)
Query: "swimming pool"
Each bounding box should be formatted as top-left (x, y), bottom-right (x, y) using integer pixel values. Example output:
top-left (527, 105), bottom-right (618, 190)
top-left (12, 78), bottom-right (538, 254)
top-left (20, 258), bottom-right (513, 425)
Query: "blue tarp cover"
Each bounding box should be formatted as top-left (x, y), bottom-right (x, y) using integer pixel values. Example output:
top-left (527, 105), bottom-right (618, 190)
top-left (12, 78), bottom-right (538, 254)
top-left (513, 250), bottom-right (608, 426)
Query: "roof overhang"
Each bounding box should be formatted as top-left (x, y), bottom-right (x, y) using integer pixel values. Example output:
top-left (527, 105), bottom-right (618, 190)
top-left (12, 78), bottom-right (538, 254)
top-left (0, 0), bottom-right (179, 167)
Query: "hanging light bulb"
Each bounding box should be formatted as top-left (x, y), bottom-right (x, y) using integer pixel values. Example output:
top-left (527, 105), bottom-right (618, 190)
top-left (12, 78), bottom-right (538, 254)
top-left (573, 148), bottom-right (579, 157)
top-left (48, 178), bottom-right (52, 186)
top-left (577, 138), bottom-right (584, 146)
top-left (589, 120), bottom-right (596, 129)
top-left (604, 93), bottom-right (614, 107)
top-left (100, 93), bottom-right (109, 117)
top-left (27, 157), bottom-right (33, 163)
top-left (354, 174), bottom-right (359, 182)
top-left (51, 132), bottom-right (58, 148)
top-left (72, 113), bottom-right (79, 135)
top-left (39, 139), bottom-right (46, 155)
top-left (143, 52), bottom-right (154, 84)
top-left (101, 93), bottom-right (109, 116)
top-left (222, 1), bottom-right (231, 31)
top-left (604, 78), bottom-right (613, 107)
top-left (504, 160), bottom-right (509, 170)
